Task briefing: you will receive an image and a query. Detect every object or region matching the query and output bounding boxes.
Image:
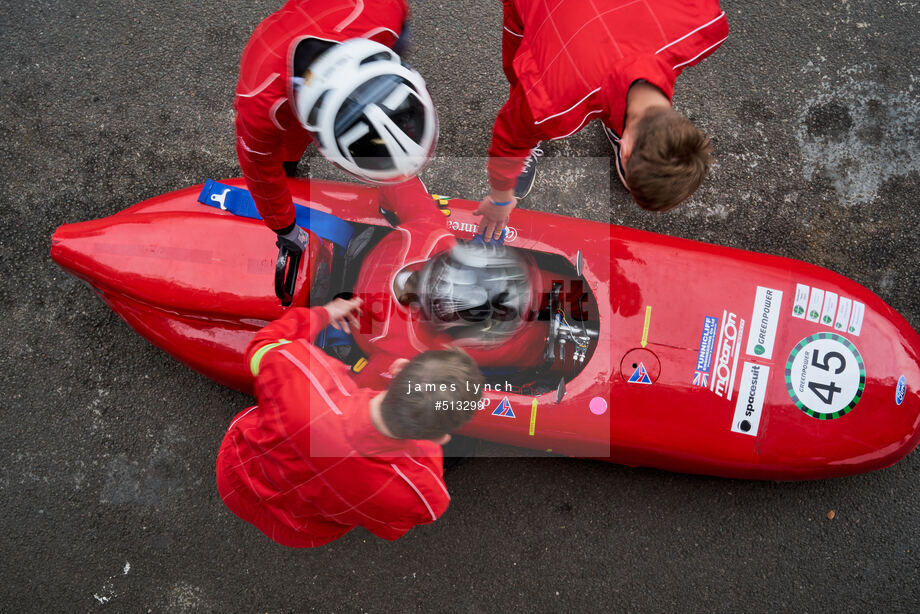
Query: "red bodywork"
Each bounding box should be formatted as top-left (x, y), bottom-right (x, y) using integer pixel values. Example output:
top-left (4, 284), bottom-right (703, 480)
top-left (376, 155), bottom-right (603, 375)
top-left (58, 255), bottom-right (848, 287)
top-left (50, 178), bottom-right (920, 480)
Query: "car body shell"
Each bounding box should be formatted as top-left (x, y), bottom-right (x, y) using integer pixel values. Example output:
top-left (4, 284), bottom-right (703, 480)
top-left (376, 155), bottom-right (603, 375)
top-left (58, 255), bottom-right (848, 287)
top-left (50, 178), bottom-right (920, 480)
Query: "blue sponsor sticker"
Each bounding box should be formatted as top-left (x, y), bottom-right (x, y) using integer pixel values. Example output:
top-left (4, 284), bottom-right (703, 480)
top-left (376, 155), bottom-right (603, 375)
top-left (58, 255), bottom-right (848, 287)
top-left (693, 316), bottom-right (719, 387)
top-left (896, 375), bottom-right (907, 406)
top-left (628, 363), bottom-right (653, 385)
top-left (492, 397), bottom-right (516, 418)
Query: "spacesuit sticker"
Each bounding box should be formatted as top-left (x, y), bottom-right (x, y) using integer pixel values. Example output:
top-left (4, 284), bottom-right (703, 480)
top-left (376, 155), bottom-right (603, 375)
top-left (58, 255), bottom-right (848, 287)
top-left (731, 362), bottom-right (769, 436)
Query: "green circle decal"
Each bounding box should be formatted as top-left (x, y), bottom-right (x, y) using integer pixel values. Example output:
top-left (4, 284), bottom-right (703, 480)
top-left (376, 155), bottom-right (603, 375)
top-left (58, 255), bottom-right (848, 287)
top-left (784, 333), bottom-right (866, 419)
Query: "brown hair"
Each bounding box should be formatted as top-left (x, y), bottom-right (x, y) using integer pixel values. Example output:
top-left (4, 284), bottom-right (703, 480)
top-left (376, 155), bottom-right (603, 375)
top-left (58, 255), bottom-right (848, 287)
top-left (380, 348), bottom-right (485, 440)
top-left (625, 107), bottom-right (712, 211)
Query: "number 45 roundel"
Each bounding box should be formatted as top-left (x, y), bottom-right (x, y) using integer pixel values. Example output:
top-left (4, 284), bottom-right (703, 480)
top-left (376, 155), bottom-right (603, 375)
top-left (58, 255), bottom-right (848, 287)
top-left (784, 333), bottom-right (866, 419)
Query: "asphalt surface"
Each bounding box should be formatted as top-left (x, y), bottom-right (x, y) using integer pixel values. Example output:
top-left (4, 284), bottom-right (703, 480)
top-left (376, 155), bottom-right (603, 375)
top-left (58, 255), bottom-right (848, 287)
top-left (2, 1), bottom-right (919, 611)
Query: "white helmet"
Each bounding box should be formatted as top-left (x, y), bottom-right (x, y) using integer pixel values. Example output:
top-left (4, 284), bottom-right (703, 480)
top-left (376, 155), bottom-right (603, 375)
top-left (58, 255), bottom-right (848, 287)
top-left (295, 38), bottom-right (438, 184)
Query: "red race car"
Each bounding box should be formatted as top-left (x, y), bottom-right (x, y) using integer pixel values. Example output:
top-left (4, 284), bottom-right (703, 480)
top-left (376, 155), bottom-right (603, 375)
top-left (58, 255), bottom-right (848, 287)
top-left (50, 178), bottom-right (920, 480)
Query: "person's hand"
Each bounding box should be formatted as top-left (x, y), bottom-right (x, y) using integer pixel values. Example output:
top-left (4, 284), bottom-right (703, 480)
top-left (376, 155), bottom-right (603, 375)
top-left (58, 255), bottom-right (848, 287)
top-left (473, 191), bottom-right (516, 241)
top-left (323, 297), bottom-right (363, 334)
top-left (385, 357), bottom-right (409, 378)
top-left (275, 224), bottom-right (309, 255)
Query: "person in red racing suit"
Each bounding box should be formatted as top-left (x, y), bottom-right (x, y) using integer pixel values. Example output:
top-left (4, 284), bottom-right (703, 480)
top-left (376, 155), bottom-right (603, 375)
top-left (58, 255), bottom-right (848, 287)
top-left (216, 297), bottom-right (484, 547)
top-left (474, 0), bottom-right (729, 239)
top-left (350, 178), bottom-right (549, 390)
top-left (235, 0), bottom-right (407, 235)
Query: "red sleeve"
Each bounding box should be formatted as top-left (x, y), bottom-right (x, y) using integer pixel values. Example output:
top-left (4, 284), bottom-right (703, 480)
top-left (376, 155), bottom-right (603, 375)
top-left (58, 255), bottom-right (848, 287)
top-left (487, 83), bottom-right (544, 192)
top-left (235, 101), bottom-right (297, 232)
top-left (377, 177), bottom-right (446, 227)
top-left (500, 0), bottom-right (525, 88)
top-left (246, 306), bottom-right (330, 366)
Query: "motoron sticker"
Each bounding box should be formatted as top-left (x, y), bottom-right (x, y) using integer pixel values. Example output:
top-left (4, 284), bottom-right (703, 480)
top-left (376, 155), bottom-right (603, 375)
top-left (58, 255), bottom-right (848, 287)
top-left (693, 316), bottom-right (719, 387)
top-left (731, 362), bottom-right (770, 436)
top-left (746, 287), bottom-right (783, 359)
top-left (784, 333), bottom-right (866, 419)
top-left (711, 311), bottom-right (745, 400)
top-left (790, 285), bottom-right (865, 336)
top-left (896, 375), bottom-right (907, 406)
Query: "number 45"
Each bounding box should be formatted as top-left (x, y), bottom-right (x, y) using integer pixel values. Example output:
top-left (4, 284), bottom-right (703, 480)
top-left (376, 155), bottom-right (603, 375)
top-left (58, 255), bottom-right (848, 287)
top-left (808, 349), bottom-right (846, 405)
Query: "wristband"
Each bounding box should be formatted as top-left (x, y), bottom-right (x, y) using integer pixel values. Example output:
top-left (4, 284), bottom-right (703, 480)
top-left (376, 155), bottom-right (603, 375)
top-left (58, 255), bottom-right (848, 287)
top-left (489, 198), bottom-right (512, 207)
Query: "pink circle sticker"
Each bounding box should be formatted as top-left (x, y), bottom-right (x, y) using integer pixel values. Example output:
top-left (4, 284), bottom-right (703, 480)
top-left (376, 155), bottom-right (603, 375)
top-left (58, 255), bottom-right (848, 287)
top-left (589, 397), bottom-right (608, 415)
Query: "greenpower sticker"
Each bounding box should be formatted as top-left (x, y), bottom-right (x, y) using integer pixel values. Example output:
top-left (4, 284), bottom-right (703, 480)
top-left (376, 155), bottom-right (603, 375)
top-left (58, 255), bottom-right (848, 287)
top-left (785, 333), bottom-right (865, 419)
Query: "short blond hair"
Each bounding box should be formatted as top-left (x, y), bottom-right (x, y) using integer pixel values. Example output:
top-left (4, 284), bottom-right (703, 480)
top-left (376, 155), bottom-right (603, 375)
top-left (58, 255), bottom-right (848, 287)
top-left (625, 107), bottom-right (712, 211)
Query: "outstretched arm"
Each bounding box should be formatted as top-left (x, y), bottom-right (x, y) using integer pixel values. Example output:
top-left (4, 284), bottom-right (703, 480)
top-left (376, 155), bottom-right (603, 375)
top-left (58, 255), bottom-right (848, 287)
top-left (377, 177), bottom-right (446, 227)
top-left (486, 84), bottom-right (543, 193)
top-left (235, 112), bottom-right (297, 233)
top-left (475, 84), bottom-right (543, 239)
top-left (246, 298), bottom-right (362, 377)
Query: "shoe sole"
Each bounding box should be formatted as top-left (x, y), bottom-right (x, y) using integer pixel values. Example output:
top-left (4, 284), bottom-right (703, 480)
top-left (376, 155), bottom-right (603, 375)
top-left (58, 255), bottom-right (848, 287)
top-left (514, 166), bottom-right (536, 200)
top-left (603, 126), bottom-right (630, 190)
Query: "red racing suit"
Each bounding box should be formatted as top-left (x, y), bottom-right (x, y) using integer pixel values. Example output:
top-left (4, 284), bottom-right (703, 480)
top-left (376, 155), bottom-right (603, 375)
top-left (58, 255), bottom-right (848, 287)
top-left (488, 0), bottom-right (729, 191)
top-left (235, 0), bottom-right (408, 231)
top-left (216, 305), bottom-right (449, 548)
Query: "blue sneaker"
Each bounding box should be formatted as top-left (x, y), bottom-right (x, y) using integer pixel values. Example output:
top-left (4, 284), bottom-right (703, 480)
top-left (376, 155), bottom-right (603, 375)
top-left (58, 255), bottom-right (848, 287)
top-left (514, 145), bottom-right (543, 199)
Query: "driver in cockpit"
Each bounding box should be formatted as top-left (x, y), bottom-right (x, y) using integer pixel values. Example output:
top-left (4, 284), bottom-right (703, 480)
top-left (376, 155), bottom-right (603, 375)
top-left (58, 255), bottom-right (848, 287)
top-left (349, 178), bottom-right (549, 389)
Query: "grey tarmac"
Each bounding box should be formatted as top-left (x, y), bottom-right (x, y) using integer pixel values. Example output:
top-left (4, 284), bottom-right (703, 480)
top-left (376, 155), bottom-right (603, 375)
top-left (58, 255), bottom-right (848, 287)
top-left (1, 1), bottom-right (918, 612)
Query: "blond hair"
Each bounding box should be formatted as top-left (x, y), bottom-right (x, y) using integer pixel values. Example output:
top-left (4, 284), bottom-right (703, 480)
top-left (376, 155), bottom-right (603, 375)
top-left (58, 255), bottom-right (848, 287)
top-left (625, 107), bottom-right (712, 211)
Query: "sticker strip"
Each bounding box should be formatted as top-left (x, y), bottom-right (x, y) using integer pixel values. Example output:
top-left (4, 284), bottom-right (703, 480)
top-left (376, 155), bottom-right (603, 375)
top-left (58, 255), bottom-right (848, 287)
top-left (792, 284), bottom-right (810, 318)
top-left (641, 306), bottom-right (652, 348)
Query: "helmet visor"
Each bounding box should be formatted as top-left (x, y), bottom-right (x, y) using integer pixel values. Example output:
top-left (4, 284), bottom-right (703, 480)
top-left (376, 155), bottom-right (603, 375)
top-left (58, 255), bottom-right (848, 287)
top-left (335, 75), bottom-right (428, 171)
